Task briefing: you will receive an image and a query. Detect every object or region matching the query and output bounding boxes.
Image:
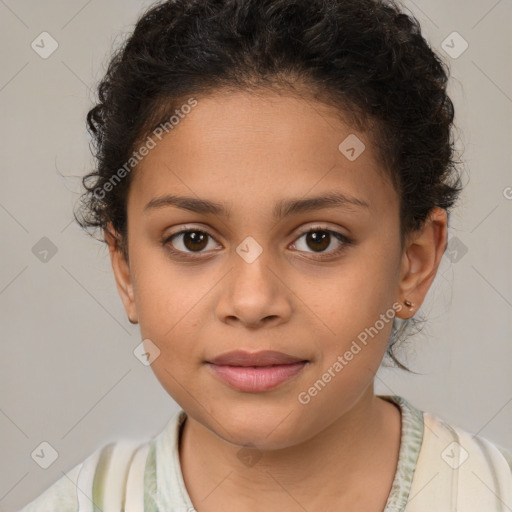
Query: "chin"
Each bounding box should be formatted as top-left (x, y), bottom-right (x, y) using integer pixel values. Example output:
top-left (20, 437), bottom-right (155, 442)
top-left (203, 402), bottom-right (311, 450)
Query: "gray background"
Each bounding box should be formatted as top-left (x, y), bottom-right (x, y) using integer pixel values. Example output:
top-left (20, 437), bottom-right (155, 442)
top-left (1, 0), bottom-right (511, 510)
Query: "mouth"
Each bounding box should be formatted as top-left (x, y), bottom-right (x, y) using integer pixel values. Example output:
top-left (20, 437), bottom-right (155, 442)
top-left (205, 350), bottom-right (309, 392)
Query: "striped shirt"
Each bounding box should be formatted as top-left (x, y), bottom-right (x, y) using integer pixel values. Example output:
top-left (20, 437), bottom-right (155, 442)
top-left (19, 395), bottom-right (512, 511)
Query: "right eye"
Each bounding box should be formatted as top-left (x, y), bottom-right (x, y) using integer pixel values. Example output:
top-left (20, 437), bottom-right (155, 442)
top-left (163, 229), bottom-right (221, 256)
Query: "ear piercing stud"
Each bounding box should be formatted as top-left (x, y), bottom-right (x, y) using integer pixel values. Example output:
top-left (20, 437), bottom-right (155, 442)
top-left (404, 300), bottom-right (415, 311)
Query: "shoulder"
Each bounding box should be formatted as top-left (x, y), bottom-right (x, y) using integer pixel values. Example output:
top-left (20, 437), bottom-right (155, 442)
top-left (18, 461), bottom-right (82, 512)
top-left (408, 405), bottom-right (512, 510)
top-left (19, 412), bottom-right (187, 512)
top-left (422, 410), bottom-right (512, 473)
top-left (18, 437), bottom-right (150, 512)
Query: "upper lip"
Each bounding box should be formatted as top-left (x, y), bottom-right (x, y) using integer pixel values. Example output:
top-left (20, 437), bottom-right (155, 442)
top-left (207, 350), bottom-right (307, 367)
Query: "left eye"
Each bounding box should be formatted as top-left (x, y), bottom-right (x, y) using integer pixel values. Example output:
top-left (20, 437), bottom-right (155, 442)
top-left (292, 228), bottom-right (350, 254)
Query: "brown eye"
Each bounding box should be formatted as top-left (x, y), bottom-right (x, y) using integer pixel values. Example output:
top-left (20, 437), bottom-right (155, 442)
top-left (292, 227), bottom-right (351, 257)
top-left (182, 231), bottom-right (208, 251)
top-left (163, 226), bottom-right (351, 261)
top-left (304, 230), bottom-right (330, 252)
top-left (165, 230), bottom-right (217, 253)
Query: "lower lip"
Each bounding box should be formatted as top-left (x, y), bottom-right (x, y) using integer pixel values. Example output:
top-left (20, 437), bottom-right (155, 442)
top-left (206, 362), bottom-right (307, 392)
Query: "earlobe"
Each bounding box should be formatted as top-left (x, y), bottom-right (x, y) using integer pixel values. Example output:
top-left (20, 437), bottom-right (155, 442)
top-left (395, 207), bottom-right (448, 319)
top-left (104, 223), bottom-right (138, 324)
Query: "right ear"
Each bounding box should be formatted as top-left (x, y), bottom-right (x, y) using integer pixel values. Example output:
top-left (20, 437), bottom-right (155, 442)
top-left (104, 222), bottom-right (138, 323)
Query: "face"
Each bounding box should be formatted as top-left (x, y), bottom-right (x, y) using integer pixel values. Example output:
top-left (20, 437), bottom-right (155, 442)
top-left (107, 89), bottom-right (445, 450)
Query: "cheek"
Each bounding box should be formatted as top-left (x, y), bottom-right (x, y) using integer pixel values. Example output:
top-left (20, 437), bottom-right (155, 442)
top-left (129, 248), bottom-right (205, 367)
top-left (303, 243), bottom-right (400, 364)
top-left (344, 231), bottom-right (402, 311)
top-left (131, 239), bottom-right (202, 323)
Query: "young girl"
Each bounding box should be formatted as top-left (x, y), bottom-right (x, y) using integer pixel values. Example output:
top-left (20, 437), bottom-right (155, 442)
top-left (20, 0), bottom-right (511, 510)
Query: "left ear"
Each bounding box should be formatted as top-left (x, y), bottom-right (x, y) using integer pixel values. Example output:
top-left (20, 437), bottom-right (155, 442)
top-left (395, 207), bottom-right (448, 319)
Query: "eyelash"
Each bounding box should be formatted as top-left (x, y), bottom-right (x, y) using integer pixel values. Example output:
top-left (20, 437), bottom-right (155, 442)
top-left (162, 225), bottom-right (352, 261)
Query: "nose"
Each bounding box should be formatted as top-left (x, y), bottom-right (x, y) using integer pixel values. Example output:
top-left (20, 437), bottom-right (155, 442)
top-left (215, 255), bottom-right (293, 329)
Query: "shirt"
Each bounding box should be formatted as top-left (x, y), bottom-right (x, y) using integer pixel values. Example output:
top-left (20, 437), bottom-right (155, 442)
top-left (19, 394), bottom-right (512, 511)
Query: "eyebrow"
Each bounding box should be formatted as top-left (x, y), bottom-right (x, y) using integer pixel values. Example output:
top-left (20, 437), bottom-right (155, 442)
top-left (143, 191), bottom-right (369, 218)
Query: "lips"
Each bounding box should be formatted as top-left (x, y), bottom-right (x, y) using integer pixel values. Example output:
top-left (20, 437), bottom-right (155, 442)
top-left (207, 350), bottom-right (307, 367)
top-left (205, 350), bottom-right (309, 392)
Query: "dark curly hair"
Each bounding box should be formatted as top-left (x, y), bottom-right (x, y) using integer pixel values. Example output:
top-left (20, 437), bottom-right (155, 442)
top-left (74, 0), bottom-right (463, 371)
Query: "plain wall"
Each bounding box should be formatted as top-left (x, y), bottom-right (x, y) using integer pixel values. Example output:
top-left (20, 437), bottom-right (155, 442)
top-left (1, 0), bottom-right (511, 510)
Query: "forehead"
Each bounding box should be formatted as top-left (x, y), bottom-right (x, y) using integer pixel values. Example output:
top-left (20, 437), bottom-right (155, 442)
top-left (128, 90), bottom-right (396, 217)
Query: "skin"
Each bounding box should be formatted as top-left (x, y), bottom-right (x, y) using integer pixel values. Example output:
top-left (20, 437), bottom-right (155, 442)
top-left (105, 89), bottom-right (447, 511)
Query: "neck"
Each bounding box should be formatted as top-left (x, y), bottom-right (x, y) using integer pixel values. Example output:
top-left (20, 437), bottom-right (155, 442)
top-left (178, 389), bottom-right (401, 511)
